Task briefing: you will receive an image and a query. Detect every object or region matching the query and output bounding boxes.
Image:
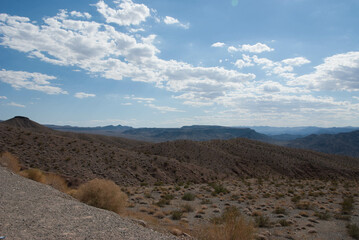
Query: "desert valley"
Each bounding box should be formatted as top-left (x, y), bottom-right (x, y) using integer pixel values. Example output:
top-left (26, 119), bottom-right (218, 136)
top-left (1, 116), bottom-right (359, 239)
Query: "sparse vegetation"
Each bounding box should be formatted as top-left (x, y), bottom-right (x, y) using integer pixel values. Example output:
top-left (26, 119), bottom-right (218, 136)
top-left (73, 178), bottom-right (127, 214)
top-left (0, 151), bottom-right (21, 173)
top-left (341, 196), bottom-right (354, 215)
top-left (20, 168), bottom-right (46, 183)
top-left (171, 210), bottom-right (183, 220)
top-left (182, 192), bottom-right (196, 201)
top-left (255, 215), bottom-right (271, 228)
top-left (347, 223), bottom-right (359, 239)
top-left (198, 207), bottom-right (255, 240)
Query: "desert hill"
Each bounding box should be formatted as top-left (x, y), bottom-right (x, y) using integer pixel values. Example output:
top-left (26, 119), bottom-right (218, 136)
top-left (287, 130), bottom-right (359, 158)
top-left (1, 117), bottom-right (359, 187)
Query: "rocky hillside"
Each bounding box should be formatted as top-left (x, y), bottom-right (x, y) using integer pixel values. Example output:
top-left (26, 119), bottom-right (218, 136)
top-left (1, 117), bottom-right (359, 187)
top-left (287, 130), bottom-right (359, 157)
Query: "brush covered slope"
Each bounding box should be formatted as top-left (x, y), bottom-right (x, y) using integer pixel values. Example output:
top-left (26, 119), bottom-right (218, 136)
top-left (1, 116), bottom-right (359, 187)
top-left (287, 130), bottom-right (359, 158)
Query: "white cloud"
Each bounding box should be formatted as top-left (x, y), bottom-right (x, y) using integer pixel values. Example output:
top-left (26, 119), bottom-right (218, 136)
top-left (353, 96), bottom-right (359, 100)
top-left (7, 102), bottom-right (25, 108)
top-left (227, 46), bottom-right (238, 53)
top-left (146, 103), bottom-right (184, 112)
top-left (74, 92), bottom-right (96, 99)
top-left (0, 12), bottom-right (255, 105)
top-left (211, 42), bottom-right (225, 48)
top-left (94, 0), bottom-right (150, 26)
top-left (228, 43), bottom-right (274, 54)
top-left (70, 11), bottom-right (92, 19)
top-left (121, 102), bottom-right (132, 105)
top-left (289, 51), bottom-right (359, 91)
top-left (282, 57), bottom-right (310, 66)
top-left (163, 16), bottom-right (179, 24)
top-left (163, 16), bottom-right (189, 29)
top-left (234, 54), bottom-right (254, 69)
top-left (0, 69), bottom-right (67, 94)
top-left (0, 96), bottom-right (7, 99)
top-left (240, 43), bottom-right (274, 53)
top-left (124, 95), bottom-right (155, 103)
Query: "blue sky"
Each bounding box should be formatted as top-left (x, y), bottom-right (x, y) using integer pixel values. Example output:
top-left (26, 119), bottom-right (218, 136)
top-left (0, 0), bottom-right (359, 127)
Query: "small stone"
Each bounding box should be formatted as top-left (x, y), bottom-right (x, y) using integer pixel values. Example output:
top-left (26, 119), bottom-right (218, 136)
top-left (308, 229), bottom-right (317, 234)
top-left (277, 214), bottom-right (285, 218)
top-left (135, 219), bottom-right (147, 227)
top-left (170, 228), bottom-right (182, 236)
top-left (255, 234), bottom-right (268, 240)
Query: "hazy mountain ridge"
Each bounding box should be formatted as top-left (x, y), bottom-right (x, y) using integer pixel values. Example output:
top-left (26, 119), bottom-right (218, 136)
top-left (287, 130), bottom-right (359, 158)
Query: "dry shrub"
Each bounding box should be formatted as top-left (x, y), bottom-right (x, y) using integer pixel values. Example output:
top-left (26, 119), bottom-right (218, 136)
top-left (197, 207), bottom-right (255, 240)
top-left (45, 173), bottom-right (68, 192)
top-left (0, 152), bottom-right (21, 173)
top-left (74, 178), bottom-right (127, 214)
top-left (20, 168), bottom-right (46, 183)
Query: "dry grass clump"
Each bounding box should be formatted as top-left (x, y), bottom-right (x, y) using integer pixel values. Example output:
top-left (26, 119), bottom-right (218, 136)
top-left (45, 173), bottom-right (69, 192)
top-left (73, 178), bottom-right (128, 214)
top-left (197, 206), bottom-right (255, 240)
top-left (0, 152), bottom-right (21, 173)
top-left (20, 168), bottom-right (46, 183)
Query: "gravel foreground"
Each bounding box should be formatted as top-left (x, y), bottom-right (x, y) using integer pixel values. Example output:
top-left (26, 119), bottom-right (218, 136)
top-left (0, 166), bottom-right (181, 240)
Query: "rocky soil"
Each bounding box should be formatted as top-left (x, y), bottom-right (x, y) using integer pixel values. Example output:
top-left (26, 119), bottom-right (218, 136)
top-left (0, 166), bottom-right (183, 240)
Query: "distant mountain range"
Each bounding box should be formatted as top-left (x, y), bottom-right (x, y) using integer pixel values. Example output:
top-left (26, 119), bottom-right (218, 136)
top-left (1, 116), bottom-right (359, 186)
top-left (2, 116), bottom-right (359, 157)
top-left (287, 131), bottom-right (359, 158)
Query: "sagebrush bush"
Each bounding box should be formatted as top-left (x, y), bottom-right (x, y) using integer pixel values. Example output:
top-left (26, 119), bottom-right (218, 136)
top-left (182, 192), bottom-right (196, 201)
top-left (20, 168), bottom-right (46, 183)
top-left (74, 178), bottom-right (128, 214)
top-left (0, 152), bottom-right (20, 173)
top-left (341, 197), bottom-right (354, 215)
top-left (198, 207), bottom-right (255, 240)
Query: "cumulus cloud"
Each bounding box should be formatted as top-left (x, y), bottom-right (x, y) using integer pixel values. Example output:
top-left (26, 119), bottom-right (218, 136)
top-left (0, 69), bottom-right (67, 94)
top-left (282, 57), bottom-right (310, 66)
top-left (234, 54), bottom-right (254, 69)
top-left (7, 102), bottom-right (25, 108)
top-left (95, 0), bottom-right (150, 26)
top-left (289, 51), bottom-right (359, 91)
top-left (211, 42), bottom-right (225, 48)
top-left (163, 16), bottom-right (189, 29)
top-left (240, 43), bottom-right (274, 53)
top-left (0, 96), bottom-right (7, 99)
top-left (0, 11), bottom-right (255, 105)
top-left (228, 43), bottom-right (274, 54)
top-left (74, 92), bottom-right (96, 99)
top-left (70, 11), bottom-right (91, 19)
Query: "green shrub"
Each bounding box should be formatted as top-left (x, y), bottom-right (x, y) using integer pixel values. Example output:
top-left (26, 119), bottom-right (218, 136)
top-left (255, 215), bottom-right (271, 228)
top-left (278, 219), bottom-right (290, 227)
top-left (273, 207), bottom-right (287, 215)
top-left (209, 183), bottom-right (229, 196)
top-left (314, 211), bottom-right (331, 220)
top-left (347, 224), bottom-right (359, 239)
top-left (341, 197), bottom-right (354, 215)
top-left (171, 210), bottom-right (183, 220)
top-left (182, 192), bottom-right (196, 201)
